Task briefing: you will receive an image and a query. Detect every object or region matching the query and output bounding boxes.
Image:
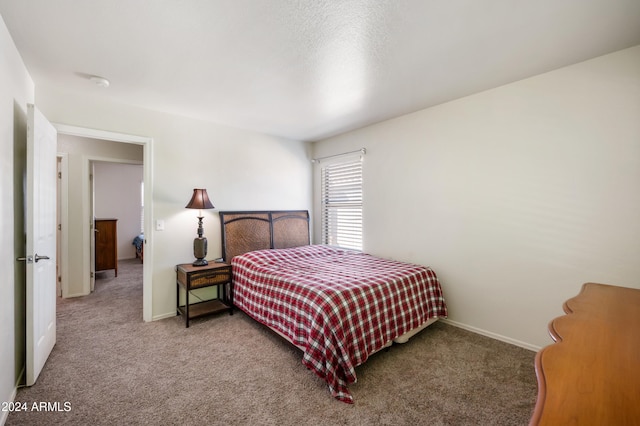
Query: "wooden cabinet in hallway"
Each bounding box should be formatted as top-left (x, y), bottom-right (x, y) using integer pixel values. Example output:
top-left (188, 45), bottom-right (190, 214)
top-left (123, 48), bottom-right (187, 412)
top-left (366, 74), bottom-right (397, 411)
top-left (95, 218), bottom-right (118, 276)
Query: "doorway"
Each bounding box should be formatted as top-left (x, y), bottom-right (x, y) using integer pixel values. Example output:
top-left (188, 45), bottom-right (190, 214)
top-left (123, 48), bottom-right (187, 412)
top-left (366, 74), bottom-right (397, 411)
top-left (55, 124), bottom-right (153, 322)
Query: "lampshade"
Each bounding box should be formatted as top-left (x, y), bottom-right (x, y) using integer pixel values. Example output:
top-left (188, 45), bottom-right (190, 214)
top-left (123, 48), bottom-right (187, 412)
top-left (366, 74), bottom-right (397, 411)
top-left (185, 188), bottom-right (214, 210)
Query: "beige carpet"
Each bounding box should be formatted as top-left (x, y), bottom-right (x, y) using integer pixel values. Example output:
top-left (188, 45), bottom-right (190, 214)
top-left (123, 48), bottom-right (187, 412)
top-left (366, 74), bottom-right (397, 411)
top-left (8, 259), bottom-right (537, 425)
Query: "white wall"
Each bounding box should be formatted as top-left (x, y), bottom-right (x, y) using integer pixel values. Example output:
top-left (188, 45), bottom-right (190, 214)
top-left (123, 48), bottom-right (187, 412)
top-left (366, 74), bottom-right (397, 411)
top-left (312, 45), bottom-right (640, 350)
top-left (94, 162), bottom-right (144, 260)
top-left (0, 15), bottom-right (34, 424)
top-left (37, 87), bottom-right (313, 321)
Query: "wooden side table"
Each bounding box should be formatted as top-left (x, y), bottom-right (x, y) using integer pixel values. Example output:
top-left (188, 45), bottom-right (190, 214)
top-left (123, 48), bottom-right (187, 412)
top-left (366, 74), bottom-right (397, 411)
top-left (176, 262), bottom-right (233, 328)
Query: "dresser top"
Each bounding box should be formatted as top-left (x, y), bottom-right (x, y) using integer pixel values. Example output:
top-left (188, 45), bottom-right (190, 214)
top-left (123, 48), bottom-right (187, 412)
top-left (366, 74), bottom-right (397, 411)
top-left (531, 283), bottom-right (640, 425)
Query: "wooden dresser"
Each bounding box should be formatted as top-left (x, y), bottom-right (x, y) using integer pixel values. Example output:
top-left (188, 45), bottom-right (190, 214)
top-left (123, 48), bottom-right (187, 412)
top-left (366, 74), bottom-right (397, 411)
top-left (95, 218), bottom-right (118, 277)
top-left (530, 283), bottom-right (640, 425)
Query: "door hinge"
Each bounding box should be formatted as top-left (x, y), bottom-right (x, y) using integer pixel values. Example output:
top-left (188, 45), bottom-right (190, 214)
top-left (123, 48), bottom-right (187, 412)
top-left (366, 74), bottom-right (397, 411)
top-left (58, 171), bottom-right (62, 179)
top-left (58, 224), bottom-right (62, 231)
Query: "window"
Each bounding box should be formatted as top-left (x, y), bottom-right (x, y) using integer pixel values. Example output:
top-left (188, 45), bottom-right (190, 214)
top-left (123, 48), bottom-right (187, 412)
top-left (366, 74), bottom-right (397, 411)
top-left (321, 156), bottom-right (363, 250)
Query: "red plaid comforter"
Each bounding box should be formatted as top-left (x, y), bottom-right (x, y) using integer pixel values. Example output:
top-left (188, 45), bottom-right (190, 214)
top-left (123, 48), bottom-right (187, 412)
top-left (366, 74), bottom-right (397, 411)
top-left (231, 245), bottom-right (448, 403)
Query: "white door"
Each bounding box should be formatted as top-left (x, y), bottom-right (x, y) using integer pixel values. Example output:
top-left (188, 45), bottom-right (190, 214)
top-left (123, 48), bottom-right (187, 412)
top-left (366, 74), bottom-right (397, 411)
top-left (25, 104), bottom-right (57, 386)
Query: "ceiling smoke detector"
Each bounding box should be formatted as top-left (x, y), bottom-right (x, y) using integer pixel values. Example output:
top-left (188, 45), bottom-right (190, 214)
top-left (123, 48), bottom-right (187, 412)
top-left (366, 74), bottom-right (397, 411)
top-left (89, 76), bottom-right (110, 88)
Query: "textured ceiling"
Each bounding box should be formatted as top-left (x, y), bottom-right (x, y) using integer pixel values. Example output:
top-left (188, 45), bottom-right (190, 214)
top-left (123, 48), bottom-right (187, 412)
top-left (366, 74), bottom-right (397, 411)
top-left (1, 0), bottom-right (639, 142)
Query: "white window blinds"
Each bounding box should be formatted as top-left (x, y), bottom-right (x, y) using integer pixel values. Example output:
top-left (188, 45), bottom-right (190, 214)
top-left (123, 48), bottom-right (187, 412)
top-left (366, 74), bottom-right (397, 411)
top-left (321, 157), bottom-right (363, 250)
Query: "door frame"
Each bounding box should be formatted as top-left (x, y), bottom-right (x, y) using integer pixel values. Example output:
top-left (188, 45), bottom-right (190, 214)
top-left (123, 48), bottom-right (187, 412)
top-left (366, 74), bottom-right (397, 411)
top-left (57, 153), bottom-right (68, 298)
top-left (54, 124), bottom-right (154, 322)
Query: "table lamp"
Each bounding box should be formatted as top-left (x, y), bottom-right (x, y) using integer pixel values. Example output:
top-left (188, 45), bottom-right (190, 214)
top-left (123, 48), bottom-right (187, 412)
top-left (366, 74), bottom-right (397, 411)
top-left (185, 188), bottom-right (214, 266)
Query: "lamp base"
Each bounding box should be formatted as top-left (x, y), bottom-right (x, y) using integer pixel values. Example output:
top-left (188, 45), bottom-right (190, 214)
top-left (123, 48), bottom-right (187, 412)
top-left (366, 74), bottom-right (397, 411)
top-left (192, 258), bottom-right (208, 267)
top-left (193, 237), bottom-right (208, 267)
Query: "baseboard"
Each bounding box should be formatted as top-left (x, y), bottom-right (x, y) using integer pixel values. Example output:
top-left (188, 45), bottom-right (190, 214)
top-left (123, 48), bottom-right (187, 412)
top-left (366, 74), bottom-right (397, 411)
top-left (0, 392), bottom-right (11, 425)
top-left (63, 291), bottom-right (90, 298)
top-left (440, 318), bottom-right (542, 352)
top-left (0, 388), bottom-right (13, 425)
top-left (1, 368), bottom-right (23, 426)
top-left (152, 311), bottom-right (177, 321)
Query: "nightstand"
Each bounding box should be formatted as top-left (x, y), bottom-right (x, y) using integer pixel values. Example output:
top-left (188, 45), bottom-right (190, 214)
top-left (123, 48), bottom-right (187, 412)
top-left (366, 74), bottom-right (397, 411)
top-left (176, 262), bottom-right (233, 328)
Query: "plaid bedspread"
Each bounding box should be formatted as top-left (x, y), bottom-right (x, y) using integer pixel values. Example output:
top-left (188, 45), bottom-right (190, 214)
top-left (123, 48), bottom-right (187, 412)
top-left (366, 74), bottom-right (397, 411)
top-left (231, 245), bottom-right (448, 403)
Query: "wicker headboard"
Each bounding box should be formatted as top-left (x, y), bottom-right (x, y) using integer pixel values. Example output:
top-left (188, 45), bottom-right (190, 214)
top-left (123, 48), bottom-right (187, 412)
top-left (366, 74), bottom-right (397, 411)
top-left (219, 210), bottom-right (310, 262)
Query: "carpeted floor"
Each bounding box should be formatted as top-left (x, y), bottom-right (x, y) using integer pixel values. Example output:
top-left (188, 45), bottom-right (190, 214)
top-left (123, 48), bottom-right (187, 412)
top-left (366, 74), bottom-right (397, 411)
top-left (8, 259), bottom-right (537, 425)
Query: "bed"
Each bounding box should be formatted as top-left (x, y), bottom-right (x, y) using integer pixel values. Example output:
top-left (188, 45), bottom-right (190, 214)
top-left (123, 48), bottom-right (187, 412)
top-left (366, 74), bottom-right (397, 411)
top-left (219, 210), bottom-right (448, 403)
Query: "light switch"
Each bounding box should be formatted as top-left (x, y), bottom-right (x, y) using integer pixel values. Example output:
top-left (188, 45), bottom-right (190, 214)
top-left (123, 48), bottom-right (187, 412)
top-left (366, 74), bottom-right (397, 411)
top-left (156, 220), bottom-right (165, 231)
